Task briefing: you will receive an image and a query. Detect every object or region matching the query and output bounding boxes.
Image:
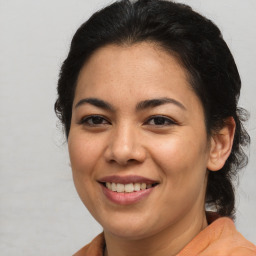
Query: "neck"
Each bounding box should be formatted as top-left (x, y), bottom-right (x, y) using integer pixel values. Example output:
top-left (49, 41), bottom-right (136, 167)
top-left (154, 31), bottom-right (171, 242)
top-left (104, 209), bottom-right (207, 256)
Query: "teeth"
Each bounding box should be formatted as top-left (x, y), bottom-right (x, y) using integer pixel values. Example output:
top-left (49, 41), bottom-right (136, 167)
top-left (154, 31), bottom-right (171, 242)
top-left (141, 183), bottom-right (146, 190)
top-left (134, 183), bottom-right (141, 191)
top-left (116, 183), bottom-right (125, 192)
top-left (105, 182), bottom-right (154, 193)
top-left (111, 183), bottom-right (117, 192)
top-left (125, 183), bottom-right (134, 193)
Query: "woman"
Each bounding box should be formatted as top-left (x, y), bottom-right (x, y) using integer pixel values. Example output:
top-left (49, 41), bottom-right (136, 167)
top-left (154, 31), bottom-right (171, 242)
top-left (55, 0), bottom-right (256, 255)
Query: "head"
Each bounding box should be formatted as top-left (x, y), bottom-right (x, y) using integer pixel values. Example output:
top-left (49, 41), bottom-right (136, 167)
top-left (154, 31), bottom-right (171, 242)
top-left (55, 0), bottom-right (250, 223)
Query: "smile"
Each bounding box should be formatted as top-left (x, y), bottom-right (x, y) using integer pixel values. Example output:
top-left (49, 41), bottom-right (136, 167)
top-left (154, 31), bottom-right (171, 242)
top-left (98, 175), bottom-right (159, 205)
top-left (104, 182), bottom-right (157, 193)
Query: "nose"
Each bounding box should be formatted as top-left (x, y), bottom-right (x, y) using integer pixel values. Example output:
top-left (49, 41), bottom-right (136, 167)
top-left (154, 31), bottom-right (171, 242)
top-left (104, 123), bottom-right (146, 166)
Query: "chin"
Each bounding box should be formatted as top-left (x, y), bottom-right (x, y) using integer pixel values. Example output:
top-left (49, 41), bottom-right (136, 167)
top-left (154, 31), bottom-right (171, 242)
top-left (101, 216), bottom-right (159, 240)
top-left (105, 227), bottom-right (152, 240)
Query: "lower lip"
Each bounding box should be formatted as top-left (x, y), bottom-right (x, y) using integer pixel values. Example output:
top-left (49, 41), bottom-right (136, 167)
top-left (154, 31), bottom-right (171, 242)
top-left (100, 184), bottom-right (155, 205)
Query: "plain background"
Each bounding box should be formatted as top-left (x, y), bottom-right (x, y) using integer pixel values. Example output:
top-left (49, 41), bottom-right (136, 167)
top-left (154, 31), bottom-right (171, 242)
top-left (0, 0), bottom-right (255, 255)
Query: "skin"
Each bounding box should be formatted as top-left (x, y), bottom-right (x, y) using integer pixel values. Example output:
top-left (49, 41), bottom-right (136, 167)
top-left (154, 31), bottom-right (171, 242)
top-left (68, 42), bottom-right (235, 256)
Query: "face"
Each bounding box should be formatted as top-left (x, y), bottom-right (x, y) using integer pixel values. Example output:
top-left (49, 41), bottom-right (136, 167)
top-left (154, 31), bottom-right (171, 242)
top-left (68, 42), bottom-right (211, 240)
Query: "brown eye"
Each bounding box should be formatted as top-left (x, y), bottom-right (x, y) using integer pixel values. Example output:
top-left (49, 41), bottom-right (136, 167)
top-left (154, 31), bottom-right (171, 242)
top-left (146, 116), bottom-right (176, 126)
top-left (80, 115), bottom-right (110, 126)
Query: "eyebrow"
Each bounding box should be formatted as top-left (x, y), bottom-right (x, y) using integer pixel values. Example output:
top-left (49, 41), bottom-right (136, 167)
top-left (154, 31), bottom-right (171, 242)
top-left (136, 97), bottom-right (186, 111)
top-left (75, 98), bottom-right (114, 111)
top-left (74, 97), bottom-right (186, 111)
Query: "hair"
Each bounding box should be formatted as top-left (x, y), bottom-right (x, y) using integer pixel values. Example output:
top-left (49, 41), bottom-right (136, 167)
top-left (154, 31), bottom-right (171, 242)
top-left (55, 0), bottom-right (250, 218)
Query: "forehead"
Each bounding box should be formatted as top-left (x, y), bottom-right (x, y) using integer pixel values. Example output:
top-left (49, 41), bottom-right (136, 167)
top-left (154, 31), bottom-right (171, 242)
top-left (74, 42), bottom-right (201, 112)
top-left (78, 42), bottom-right (187, 80)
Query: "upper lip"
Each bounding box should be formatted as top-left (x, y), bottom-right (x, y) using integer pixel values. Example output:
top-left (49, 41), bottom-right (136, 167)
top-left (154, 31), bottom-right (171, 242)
top-left (98, 175), bottom-right (159, 184)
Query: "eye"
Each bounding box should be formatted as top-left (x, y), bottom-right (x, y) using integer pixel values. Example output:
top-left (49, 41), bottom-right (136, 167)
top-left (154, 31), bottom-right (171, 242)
top-left (145, 115), bottom-right (176, 126)
top-left (80, 115), bottom-right (110, 126)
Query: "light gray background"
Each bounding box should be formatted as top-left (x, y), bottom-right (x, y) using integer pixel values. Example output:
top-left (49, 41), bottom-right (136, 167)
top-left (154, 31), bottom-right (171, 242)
top-left (0, 0), bottom-right (255, 255)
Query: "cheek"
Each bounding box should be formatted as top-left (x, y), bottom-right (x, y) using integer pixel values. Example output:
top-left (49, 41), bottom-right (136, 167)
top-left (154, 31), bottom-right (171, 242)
top-left (68, 132), bottom-right (104, 213)
top-left (150, 131), bottom-right (209, 181)
top-left (67, 132), bottom-right (105, 204)
top-left (68, 133), bottom-right (101, 173)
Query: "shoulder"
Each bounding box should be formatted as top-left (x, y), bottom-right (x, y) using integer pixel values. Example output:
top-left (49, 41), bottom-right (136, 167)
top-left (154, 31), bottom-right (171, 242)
top-left (73, 233), bottom-right (105, 256)
top-left (178, 216), bottom-right (256, 256)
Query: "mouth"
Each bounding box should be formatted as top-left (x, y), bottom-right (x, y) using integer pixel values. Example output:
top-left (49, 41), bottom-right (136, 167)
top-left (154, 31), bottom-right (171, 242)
top-left (98, 175), bottom-right (159, 205)
top-left (102, 182), bottom-right (158, 193)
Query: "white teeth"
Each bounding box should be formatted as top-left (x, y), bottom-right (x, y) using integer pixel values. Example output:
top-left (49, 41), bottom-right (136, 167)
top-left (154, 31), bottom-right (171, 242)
top-left (124, 183), bottom-right (134, 193)
top-left (105, 182), bottom-right (155, 193)
top-left (106, 182), bottom-right (111, 189)
top-left (116, 183), bottom-right (125, 192)
top-left (141, 183), bottom-right (146, 190)
top-left (134, 183), bottom-right (141, 191)
top-left (111, 182), bottom-right (117, 192)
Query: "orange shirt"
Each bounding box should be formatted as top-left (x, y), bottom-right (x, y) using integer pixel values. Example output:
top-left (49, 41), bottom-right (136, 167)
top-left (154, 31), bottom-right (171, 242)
top-left (74, 216), bottom-right (256, 256)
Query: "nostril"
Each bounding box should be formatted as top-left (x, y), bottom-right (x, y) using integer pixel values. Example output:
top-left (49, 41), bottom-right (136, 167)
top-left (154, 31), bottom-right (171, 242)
top-left (127, 159), bottom-right (136, 162)
top-left (108, 158), bottom-right (138, 165)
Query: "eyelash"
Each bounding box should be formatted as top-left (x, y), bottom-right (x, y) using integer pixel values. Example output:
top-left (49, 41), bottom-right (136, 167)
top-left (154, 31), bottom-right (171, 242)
top-left (79, 115), bottom-right (110, 126)
top-left (145, 115), bottom-right (177, 126)
top-left (79, 115), bottom-right (177, 127)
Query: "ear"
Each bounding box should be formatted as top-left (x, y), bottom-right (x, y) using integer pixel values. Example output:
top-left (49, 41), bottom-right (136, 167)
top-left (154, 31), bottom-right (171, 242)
top-left (207, 117), bottom-right (236, 171)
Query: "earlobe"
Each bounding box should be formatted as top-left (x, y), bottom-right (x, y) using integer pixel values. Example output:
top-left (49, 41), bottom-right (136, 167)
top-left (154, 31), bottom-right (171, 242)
top-left (207, 117), bottom-right (236, 171)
